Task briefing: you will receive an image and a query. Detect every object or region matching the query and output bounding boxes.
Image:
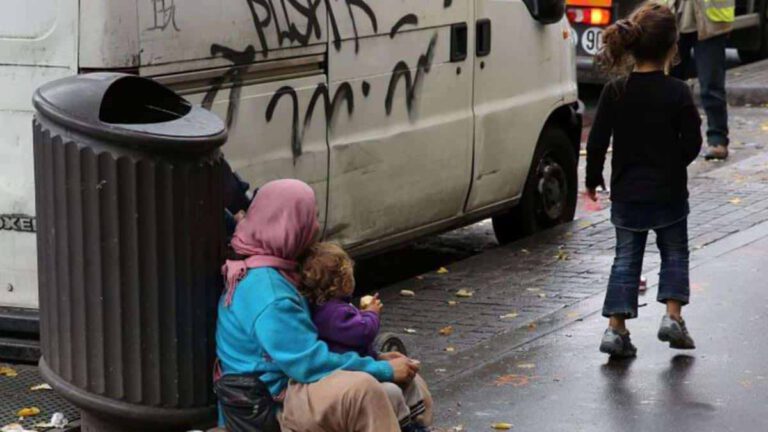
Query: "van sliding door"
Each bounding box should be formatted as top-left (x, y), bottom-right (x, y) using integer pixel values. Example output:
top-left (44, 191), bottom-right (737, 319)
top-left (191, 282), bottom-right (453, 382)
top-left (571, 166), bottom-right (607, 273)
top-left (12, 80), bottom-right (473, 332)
top-left (325, 1), bottom-right (475, 251)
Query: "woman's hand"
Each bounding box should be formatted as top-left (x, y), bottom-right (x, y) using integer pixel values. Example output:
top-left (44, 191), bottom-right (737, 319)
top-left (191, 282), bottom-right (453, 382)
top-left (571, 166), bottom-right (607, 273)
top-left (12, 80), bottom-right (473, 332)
top-left (388, 357), bottom-right (419, 385)
top-left (379, 351), bottom-right (405, 361)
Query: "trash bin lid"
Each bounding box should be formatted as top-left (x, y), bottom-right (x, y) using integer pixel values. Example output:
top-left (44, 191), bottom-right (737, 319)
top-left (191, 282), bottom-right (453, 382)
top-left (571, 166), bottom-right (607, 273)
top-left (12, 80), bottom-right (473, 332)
top-left (32, 73), bottom-right (227, 154)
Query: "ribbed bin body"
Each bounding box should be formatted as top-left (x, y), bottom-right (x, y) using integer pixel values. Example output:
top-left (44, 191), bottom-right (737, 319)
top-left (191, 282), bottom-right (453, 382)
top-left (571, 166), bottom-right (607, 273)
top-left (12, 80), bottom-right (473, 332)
top-left (31, 73), bottom-right (227, 431)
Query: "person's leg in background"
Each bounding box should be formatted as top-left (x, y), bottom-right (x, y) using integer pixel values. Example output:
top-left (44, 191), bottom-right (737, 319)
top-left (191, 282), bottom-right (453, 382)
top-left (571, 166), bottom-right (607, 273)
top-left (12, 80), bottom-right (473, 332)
top-left (654, 219), bottom-right (696, 349)
top-left (671, 32), bottom-right (697, 80)
top-left (695, 34), bottom-right (730, 159)
top-left (600, 228), bottom-right (648, 357)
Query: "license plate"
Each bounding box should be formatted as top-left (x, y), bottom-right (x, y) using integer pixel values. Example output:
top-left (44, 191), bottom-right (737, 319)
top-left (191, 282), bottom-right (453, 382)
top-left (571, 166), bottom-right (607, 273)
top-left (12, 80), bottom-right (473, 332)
top-left (576, 26), bottom-right (604, 56)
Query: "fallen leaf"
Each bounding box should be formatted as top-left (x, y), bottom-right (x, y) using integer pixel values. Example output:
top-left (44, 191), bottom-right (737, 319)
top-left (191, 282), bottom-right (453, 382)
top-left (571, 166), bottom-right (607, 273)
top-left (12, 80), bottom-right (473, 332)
top-left (491, 422), bottom-right (513, 430)
top-left (526, 288), bottom-right (540, 293)
top-left (555, 249), bottom-right (570, 261)
top-left (1, 424), bottom-right (35, 432)
top-left (435, 368), bottom-right (448, 373)
top-left (527, 323), bottom-right (538, 331)
top-left (437, 267), bottom-right (450, 274)
top-left (445, 346), bottom-right (456, 352)
top-left (729, 197), bottom-right (742, 205)
top-left (494, 374), bottom-right (530, 387)
top-left (16, 407), bottom-right (40, 418)
top-left (447, 300), bottom-right (459, 306)
top-left (566, 312), bottom-right (579, 319)
top-left (537, 293), bottom-right (547, 299)
top-left (579, 149), bottom-right (587, 156)
top-left (500, 312), bottom-right (519, 320)
top-left (403, 328), bottom-right (417, 334)
top-left (578, 220), bottom-right (593, 228)
top-left (29, 383), bottom-right (52, 391)
top-left (34, 413), bottom-right (68, 429)
top-left (416, 276), bottom-right (424, 280)
top-left (400, 289), bottom-right (416, 297)
top-left (519, 249), bottom-right (530, 255)
top-left (439, 326), bottom-right (454, 336)
top-left (0, 366), bottom-right (18, 377)
top-left (761, 121), bottom-right (768, 131)
top-left (455, 289), bottom-right (474, 298)
top-left (517, 363), bottom-right (536, 369)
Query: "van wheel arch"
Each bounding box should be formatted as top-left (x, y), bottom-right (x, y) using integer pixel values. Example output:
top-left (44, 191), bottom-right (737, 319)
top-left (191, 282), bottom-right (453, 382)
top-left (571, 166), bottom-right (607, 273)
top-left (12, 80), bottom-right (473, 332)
top-left (491, 108), bottom-right (580, 244)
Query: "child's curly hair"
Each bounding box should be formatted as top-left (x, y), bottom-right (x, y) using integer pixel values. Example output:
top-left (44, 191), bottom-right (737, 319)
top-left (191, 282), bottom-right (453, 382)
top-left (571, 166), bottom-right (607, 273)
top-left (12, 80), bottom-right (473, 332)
top-left (300, 242), bottom-right (355, 305)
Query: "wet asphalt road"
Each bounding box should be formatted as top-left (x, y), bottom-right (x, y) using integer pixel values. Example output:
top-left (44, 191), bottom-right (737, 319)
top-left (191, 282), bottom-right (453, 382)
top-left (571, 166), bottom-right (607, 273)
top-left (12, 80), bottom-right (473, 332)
top-left (432, 228), bottom-right (768, 432)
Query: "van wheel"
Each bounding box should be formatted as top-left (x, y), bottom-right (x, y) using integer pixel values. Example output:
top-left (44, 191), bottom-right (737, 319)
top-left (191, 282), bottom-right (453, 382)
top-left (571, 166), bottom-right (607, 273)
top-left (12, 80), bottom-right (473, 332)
top-left (739, 0), bottom-right (768, 62)
top-left (492, 127), bottom-right (577, 244)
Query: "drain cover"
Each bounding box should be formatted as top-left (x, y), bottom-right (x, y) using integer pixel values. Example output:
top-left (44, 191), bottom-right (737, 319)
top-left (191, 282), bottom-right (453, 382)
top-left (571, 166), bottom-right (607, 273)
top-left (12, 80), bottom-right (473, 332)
top-left (0, 363), bottom-right (79, 430)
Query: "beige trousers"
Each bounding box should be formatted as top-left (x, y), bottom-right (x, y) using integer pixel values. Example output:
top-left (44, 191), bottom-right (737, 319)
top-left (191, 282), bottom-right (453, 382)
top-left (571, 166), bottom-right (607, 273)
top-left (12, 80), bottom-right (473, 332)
top-left (381, 375), bottom-right (433, 428)
top-left (279, 371), bottom-right (401, 432)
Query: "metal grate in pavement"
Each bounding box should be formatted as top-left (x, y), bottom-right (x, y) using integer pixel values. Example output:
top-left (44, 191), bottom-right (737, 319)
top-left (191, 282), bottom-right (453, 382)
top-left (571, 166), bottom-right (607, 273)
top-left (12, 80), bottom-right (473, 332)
top-left (0, 363), bottom-right (79, 431)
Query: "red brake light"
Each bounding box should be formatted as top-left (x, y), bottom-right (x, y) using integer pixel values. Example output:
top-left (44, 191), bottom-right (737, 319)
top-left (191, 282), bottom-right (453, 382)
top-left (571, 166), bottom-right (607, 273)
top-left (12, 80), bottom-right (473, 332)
top-left (567, 7), bottom-right (612, 26)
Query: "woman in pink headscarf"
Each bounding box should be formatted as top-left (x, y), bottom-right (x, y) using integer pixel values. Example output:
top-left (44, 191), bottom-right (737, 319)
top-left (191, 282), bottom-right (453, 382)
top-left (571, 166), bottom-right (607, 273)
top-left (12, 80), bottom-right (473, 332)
top-left (215, 179), bottom-right (417, 432)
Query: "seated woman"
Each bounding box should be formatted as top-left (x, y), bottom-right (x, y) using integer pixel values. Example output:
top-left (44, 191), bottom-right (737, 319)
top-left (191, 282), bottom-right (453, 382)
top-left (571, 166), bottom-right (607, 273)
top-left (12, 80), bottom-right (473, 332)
top-left (301, 242), bottom-right (433, 432)
top-left (215, 179), bottom-right (418, 432)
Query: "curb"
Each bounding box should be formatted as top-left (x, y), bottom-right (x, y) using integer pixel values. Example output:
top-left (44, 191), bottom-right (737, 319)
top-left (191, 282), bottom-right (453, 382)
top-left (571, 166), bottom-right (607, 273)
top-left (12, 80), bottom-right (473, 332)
top-left (693, 58), bottom-right (768, 107)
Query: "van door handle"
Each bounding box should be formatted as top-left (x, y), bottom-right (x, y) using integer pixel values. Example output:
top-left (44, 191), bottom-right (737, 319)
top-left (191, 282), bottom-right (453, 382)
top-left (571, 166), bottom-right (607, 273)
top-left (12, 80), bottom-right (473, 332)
top-left (476, 19), bottom-right (492, 57)
top-left (450, 23), bottom-right (468, 62)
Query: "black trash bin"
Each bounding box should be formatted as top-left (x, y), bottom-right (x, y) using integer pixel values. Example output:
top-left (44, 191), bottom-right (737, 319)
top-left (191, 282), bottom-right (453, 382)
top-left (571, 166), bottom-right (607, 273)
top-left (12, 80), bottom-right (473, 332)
top-left (32, 73), bottom-right (228, 432)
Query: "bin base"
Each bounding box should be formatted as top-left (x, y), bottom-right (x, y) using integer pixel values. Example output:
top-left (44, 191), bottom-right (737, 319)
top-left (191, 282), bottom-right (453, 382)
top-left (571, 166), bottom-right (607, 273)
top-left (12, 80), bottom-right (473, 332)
top-left (39, 357), bottom-right (216, 432)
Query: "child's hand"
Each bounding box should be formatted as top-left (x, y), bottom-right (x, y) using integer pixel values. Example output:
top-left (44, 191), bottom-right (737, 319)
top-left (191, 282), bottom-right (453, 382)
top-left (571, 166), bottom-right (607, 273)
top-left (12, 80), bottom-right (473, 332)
top-left (366, 297), bottom-right (383, 315)
top-left (586, 188), bottom-right (598, 202)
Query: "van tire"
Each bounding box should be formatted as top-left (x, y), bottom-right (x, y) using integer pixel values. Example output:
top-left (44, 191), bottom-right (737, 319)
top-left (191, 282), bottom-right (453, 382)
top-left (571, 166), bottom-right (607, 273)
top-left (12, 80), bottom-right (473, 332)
top-left (738, 0), bottom-right (768, 62)
top-left (492, 127), bottom-right (577, 244)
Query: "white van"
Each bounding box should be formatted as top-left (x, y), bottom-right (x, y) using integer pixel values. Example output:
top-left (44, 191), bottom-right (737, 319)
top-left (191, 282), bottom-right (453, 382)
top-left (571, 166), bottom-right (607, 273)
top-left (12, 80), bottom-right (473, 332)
top-left (0, 0), bottom-right (580, 354)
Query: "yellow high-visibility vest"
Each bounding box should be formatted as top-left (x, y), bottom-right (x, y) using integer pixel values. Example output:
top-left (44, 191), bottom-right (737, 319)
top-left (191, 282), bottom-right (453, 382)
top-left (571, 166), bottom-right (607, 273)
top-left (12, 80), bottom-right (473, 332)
top-left (703, 0), bottom-right (735, 22)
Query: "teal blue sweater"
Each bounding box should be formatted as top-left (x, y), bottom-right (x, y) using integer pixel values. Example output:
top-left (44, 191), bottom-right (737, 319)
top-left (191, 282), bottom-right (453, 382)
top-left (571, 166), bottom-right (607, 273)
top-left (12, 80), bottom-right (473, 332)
top-left (216, 267), bottom-right (394, 396)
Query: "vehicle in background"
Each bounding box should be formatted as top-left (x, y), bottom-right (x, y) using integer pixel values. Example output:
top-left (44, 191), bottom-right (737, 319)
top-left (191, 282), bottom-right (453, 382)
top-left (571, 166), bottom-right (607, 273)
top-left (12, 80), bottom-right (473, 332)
top-left (0, 0), bottom-right (580, 361)
top-left (568, 0), bottom-right (768, 83)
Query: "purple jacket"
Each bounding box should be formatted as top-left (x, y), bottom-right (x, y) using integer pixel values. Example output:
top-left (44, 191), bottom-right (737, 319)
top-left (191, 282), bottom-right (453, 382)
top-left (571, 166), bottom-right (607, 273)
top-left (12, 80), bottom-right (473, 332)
top-left (311, 298), bottom-right (380, 358)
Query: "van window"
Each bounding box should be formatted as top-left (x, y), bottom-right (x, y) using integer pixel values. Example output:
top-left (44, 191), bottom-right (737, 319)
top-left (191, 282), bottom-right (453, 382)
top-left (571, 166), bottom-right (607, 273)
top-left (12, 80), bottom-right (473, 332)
top-left (0, 0), bottom-right (57, 39)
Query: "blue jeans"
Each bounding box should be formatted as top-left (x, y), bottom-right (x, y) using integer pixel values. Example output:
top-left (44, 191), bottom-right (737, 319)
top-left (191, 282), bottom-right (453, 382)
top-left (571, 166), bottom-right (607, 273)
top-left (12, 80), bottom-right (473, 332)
top-left (672, 33), bottom-right (729, 147)
top-left (602, 219), bottom-right (690, 319)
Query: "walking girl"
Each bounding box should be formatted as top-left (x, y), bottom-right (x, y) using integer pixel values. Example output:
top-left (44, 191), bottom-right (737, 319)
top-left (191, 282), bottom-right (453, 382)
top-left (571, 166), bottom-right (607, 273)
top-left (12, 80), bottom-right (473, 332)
top-left (586, 2), bottom-right (703, 357)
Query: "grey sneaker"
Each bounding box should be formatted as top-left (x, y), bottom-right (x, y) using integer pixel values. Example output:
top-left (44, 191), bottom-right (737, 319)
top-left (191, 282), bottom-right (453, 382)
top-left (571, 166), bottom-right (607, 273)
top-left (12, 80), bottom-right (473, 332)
top-left (658, 315), bottom-right (696, 349)
top-left (599, 328), bottom-right (637, 358)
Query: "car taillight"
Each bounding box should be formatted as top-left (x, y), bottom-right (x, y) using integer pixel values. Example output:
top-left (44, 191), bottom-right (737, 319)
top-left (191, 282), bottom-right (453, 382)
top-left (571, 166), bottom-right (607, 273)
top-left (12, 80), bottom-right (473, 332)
top-left (567, 7), bottom-right (612, 26)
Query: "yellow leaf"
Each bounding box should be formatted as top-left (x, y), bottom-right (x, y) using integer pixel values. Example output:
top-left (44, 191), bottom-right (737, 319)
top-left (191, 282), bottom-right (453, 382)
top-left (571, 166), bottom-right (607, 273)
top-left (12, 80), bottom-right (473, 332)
top-left (400, 290), bottom-right (416, 297)
top-left (500, 312), bottom-right (519, 320)
top-left (555, 249), bottom-right (569, 261)
top-left (16, 407), bottom-right (40, 418)
top-left (445, 346), bottom-right (456, 352)
top-left (526, 288), bottom-right (540, 292)
top-left (403, 328), bottom-right (417, 334)
top-left (491, 422), bottom-right (514, 430)
top-left (437, 267), bottom-right (450, 274)
top-left (761, 121), bottom-right (768, 131)
top-left (29, 383), bottom-right (52, 391)
top-left (566, 312), bottom-right (579, 319)
top-left (439, 326), bottom-right (454, 336)
top-left (519, 249), bottom-right (530, 255)
top-left (729, 198), bottom-right (742, 205)
top-left (0, 366), bottom-right (18, 377)
top-left (447, 300), bottom-right (459, 306)
top-left (494, 374), bottom-right (530, 387)
top-left (517, 363), bottom-right (535, 369)
top-left (455, 289), bottom-right (474, 298)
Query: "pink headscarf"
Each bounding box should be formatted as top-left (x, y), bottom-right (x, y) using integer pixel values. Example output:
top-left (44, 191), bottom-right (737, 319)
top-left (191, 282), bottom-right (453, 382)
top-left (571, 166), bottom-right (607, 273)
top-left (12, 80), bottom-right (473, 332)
top-left (222, 179), bottom-right (319, 307)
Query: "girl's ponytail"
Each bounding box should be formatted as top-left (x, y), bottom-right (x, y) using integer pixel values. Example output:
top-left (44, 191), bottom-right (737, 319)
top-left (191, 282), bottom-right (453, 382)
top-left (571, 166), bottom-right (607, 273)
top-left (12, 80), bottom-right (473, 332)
top-left (597, 19), bottom-right (643, 72)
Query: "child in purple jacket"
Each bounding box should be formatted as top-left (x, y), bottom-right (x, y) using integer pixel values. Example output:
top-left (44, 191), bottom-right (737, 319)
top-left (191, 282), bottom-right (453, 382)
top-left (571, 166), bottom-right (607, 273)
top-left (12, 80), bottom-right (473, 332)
top-left (300, 242), bottom-right (433, 432)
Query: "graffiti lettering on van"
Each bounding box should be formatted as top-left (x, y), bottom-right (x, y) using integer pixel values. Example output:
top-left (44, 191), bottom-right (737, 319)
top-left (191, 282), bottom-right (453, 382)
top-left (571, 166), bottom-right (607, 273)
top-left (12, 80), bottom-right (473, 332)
top-left (385, 34), bottom-right (438, 116)
top-left (202, 44), bottom-right (258, 129)
top-left (147, 0), bottom-right (180, 32)
top-left (0, 214), bottom-right (36, 233)
top-left (245, 0), bottom-right (378, 56)
top-left (266, 82), bottom-right (355, 162)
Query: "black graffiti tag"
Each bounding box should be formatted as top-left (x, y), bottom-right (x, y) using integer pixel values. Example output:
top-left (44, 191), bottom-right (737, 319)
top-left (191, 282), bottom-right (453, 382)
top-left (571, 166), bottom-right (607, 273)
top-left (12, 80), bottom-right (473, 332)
top-left (385, 34), bottom-right (438, 116)
top-left (147, 0), bottom-right (181, 32)
top-left (202, 44), bottom-right (257, 129)
top-left (0, 215), bottom-right (36, 233)
top-left (266, 83), bottom-right (355, 162)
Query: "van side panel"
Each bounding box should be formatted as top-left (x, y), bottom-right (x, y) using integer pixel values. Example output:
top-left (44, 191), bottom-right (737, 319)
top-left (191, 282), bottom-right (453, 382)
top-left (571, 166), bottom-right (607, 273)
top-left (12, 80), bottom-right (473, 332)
top-left (0, 0), bottom-right (78, 309)
top-left (325, 1), bottom-right (476, 247)
top-left (79, 0), bottom-right (140, 69)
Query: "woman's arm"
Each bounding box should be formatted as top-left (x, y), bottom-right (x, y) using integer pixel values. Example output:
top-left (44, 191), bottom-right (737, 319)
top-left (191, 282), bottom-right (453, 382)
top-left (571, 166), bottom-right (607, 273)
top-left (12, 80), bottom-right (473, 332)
top-left (679, 87), bottom-right (703, 165)
top-left (586, 82), bottom-right (616, 191)
top-left (255, 298), bottom-right (393, 384)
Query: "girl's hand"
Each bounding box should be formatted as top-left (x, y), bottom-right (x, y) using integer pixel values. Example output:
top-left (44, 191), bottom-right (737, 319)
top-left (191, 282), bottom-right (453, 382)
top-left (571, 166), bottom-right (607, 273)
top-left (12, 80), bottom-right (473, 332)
top-left (379, 351), bottom-right (406, 361)
top-left (586, 188), bottom-right (598, 202)
top-left (389, 357), bottom-right (419, 385)
top-left (366, 297), bottom-right (383, 315)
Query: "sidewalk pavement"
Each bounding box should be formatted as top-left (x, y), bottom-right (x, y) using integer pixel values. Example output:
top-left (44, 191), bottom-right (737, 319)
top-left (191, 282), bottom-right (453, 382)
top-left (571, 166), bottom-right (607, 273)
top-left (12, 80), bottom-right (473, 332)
top-left (693, 58), bottom-right (768, 107)
top-left (431, 220), bottom-right (768, 432)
